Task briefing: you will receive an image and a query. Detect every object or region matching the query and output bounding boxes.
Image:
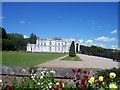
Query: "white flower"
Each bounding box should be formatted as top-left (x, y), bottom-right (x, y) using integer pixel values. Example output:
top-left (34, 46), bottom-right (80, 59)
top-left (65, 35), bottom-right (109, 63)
top-left (40, 76), bottom-right (43, 79)
top-left (38, 82), bottom-right (40, 85)
top-left (41, 83), bottom-right (43, 85)
top-left (46, 72), bottom-right (49, 74)
top-left (34, 74), bottom-right (36, 76)
top-left (31, 76), bottom-right (34, 79)
top-left (44, 68), bottom-right (47, 71)
top-left (41, 72), bottom-right (44, 76)
top-left (49, 82), bottom-right (52, 85)
top-left (43, 71), bottom-right (45, 73)
top-left (110, 72), bottom-right (116, 79)
top-left (48, 82), bottom-right (52, 86)
top-left (49, 85), bottom-right (52, 88)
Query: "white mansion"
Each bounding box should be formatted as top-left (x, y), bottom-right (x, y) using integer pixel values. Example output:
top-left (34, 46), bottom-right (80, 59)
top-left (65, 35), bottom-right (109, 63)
top-left (27, 37), bottom-right (81, 53)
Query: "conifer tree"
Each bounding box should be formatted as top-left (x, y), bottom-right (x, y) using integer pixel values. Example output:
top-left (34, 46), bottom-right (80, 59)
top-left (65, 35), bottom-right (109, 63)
top-left (69, 41), bottom-right (76, 57)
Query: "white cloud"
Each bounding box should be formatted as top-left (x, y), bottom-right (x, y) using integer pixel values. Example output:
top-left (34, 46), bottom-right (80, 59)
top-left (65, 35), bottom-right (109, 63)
top-left (95, 36), bottom-right (116, 42)
top-left (85, 40), bottom-right (93, 45)
top-left (111, 30), bottom-right (117, 34)
top-left (23, 35), bottom-right (29, 38)
top-left (111, 45), bottom-right (118, 49)
top-left (19, 21), bottom-right (25, 24)
top-left (78, 39), bottom-right (83, 43)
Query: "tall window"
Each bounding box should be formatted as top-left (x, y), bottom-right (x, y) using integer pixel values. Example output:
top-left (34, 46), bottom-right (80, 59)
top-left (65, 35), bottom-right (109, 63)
top-left (49, 47), bottom-right (51, 51)
top-left (41, 42), bottom-right (43, 46)
top-left (49, 41), bottom-right (51, 45)
top-left (58, 47), bottom-right (60, 51)
top-left (58, 43), bottom-right (60, 46)
top-left (44, 42), bottom-right (46, 46)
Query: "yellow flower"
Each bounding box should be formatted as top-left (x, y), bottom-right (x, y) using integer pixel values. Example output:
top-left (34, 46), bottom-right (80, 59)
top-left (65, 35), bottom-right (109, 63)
top-left (56, 82), bottom-right (59, 86)
top-left (62, 83), bottom-right (64, 88)
top-left (88, 77), bottom-right (95, 84)
top-left (99, 76), bottom-right (104, 81)
top-left (109, 83), bottom-right (117, 89)
top-left (110, 72), bottom-right (116, 79)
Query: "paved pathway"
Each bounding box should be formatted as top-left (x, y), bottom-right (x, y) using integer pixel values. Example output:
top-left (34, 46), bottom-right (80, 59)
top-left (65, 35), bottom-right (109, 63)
top-left (36, 54), bottom-right (119, 69)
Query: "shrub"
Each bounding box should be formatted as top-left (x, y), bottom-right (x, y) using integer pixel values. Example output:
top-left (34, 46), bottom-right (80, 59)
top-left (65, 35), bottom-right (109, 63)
top-left (69, 41), bottom-right (76, 57)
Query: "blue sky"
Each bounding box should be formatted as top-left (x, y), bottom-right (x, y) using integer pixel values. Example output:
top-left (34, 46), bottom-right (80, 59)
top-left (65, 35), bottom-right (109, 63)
top-left (1, 2), bottom-right (118, 49)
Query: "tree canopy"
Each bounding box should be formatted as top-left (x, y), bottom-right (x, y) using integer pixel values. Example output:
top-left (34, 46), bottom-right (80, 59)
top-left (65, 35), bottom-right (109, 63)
top-left (1, 27), bottom-right (37, 51)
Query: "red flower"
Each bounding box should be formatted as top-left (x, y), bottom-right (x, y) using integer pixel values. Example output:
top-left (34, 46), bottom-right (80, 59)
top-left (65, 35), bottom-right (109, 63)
top-left (4, 85), bottom-right (14, 90)
top-left (84, 75), bottom-right (88, 80)
top-left (77, 68), bottom-right (81, 73)
top-left (97, 80), bottom-right (102, 86)
top-left (76, 74), bottom-right (81, 79)
top-left (59, 80), bottom-right (63, 88)
top-left (83, 83), bottom-right (87, 88)
top-left (83, 70), bottom-right (87, 74)
top-left (72, 69), bottom-right (76, 73)
top-left (81, 79), bottom-right (86, 85)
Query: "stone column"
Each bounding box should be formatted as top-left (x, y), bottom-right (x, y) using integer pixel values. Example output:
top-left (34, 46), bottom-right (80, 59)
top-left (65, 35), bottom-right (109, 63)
top-left (78, 43), bottom-right (80, 52)
top-left (75, 43), bottom-right (76, 53)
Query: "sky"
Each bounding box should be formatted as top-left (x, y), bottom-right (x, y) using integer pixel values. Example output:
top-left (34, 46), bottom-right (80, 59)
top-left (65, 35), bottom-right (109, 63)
top-left (1, 2), bottom-right (118, 49)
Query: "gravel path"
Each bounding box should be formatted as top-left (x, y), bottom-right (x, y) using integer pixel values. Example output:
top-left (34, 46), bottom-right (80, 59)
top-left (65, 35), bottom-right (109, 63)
top-left (36, 54), bottom-right (119, 69)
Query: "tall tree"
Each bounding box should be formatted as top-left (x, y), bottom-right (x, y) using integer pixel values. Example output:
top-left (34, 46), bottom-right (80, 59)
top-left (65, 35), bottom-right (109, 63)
top-left (69, 41), bottom-right (76, 57)
top-left (29, 33), bottom-right (37, 44)
top-left (0, 27), bottom-right (7, 39)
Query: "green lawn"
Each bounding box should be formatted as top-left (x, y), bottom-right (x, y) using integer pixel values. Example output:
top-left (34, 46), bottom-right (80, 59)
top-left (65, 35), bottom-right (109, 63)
top-left (61, 55), bottom-right (82, 61)
top-left (2, 51), bottom-right (66, 67)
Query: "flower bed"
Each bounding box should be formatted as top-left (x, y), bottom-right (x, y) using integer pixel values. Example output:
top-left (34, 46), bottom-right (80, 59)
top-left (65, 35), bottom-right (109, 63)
top-left (1, 67), bottom-right (120, 90)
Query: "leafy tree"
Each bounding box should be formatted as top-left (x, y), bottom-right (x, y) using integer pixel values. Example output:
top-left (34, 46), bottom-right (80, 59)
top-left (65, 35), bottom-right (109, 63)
top-left (69, 41), bottom-right (76, 57)
top-left (0, 27), bottom-right (7, 39)
top-left (29, 33), bottom-right (37, 44)
top-left (2, 39), bottom-right (15, 51)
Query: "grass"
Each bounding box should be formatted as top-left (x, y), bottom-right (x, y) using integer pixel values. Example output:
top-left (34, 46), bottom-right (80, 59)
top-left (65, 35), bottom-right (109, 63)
top-left (61, 55), bottom-right (82, 61)
top-left (2, 51), bottom-right (66, 67)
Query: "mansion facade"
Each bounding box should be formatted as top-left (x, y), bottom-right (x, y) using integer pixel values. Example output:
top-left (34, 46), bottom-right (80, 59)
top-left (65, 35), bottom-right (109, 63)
top-left (27, 37), bottom-right (81, 53)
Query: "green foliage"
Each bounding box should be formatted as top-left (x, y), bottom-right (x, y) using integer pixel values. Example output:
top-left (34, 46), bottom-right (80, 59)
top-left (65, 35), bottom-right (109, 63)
top-left (1, 68), bottom-right (120, 90)
top-left (2, 39), bottom-right (15, 51)
top-left (80, 45), bottom-right (119, 61)
top-left (2, 52), bottom-right (66, 66)
top-left (61, 55), bottom-right (82, 61)
top-left (1, 27), bottom-right (35, 51)
top-left (29, 33), bottom-right (37, 44)
top-left (97, 67), bottom-right (120, 84)
top-left (2, 69), bottom-right (56, 90)
top-left (69, 41), bottom-right (76, 57)
top-left (0, 27), bottom-right (7, 39)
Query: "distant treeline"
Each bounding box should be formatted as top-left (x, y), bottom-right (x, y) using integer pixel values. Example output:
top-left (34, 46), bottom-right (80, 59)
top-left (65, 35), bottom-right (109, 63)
top-left (1, 27), bottom-right (37, 51)
top-left (80, 45), bottom-right (120, 61)
top-left (0, 27), bottom-right (119, 61)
